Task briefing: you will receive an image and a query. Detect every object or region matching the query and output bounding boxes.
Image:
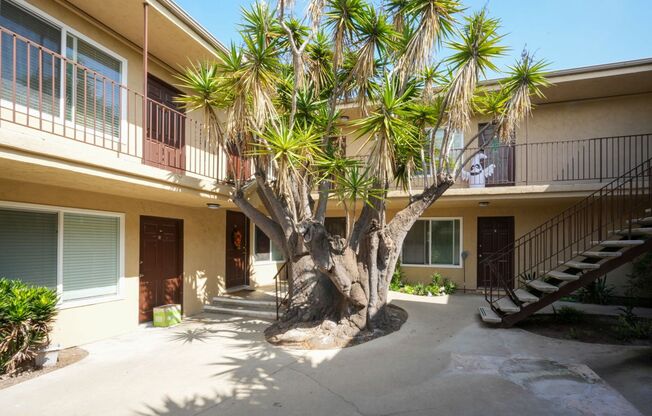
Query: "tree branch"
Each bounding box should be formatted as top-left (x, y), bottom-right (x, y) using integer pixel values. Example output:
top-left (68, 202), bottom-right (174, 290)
top-left (233, 190), bottom-right (286, 253)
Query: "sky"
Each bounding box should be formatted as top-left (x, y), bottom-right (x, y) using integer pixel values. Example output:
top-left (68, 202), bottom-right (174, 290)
top-left (176, 0), bottom-right (652, 78)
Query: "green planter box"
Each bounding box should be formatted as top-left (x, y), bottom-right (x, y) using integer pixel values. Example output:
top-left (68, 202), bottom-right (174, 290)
top-left (153, 304), bottom-right (182, 327)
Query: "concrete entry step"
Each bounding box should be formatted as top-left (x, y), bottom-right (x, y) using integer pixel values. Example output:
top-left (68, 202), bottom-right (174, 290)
top-left (479, 306), bottom-right (502, 323)
top-left (629, 216), bottom-right (652, 226)
top-left (514, 288), bottom-right (538, 303)
top-left (546, 270), bottom-right (580, 281)
top-left (592, 240), bottom-right (645, 247)
top-left (204, 305), bottom-right (277, 320)
top-left (562, 261), bottom-right (601, 270)
top-left (212, 296), bottom-right (277, 309)
top-left (527, 279), bottom-right (558, 293)
top-left (496, 297), bottom-right (520, 313)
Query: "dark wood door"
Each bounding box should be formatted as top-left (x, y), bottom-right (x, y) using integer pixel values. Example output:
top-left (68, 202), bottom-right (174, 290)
top-left (477, 216), bottom-right (514, 288)
top-left (145, 75), bottom-right (186, 172)
top-left (225, 211), bottom-right (249, 288)
top-left (479, 123), bottom-right (515, 186)
top-left (139, 216), bottom-right (183, 323)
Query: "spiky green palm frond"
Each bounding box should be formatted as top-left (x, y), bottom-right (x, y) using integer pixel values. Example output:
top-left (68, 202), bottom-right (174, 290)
top-left (443, 9), bottom-right (506, 132)
top-left (352, 74), bottom-right (421, 184)
top-left (395, 0), bottom-right (463, 83)
top-left (306, 31), bottom-right (334, 94)
top-left (325, 0), bottom-right (366, 69)
top-left (499, 51), bottom-right (550, 140)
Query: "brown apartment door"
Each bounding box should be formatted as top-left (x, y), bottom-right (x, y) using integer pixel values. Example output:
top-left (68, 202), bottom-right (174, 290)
top-left (145, 75), bottom-right (186, 171)
top-left (477, 217), bottom-right (514, 288)
top-left (225, 211), bottom-right (249, 288)
top-left (139, 216), bottom-right (183, 323)
top-left (479, 123), bottom-right (515, 186)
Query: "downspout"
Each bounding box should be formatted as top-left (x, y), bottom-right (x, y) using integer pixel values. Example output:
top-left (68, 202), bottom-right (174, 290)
top-left (143, 1), bottom-right (149, 161)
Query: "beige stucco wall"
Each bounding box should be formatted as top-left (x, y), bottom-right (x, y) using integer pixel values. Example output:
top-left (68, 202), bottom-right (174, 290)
top-left (0, 179), bottom-right (225, 348)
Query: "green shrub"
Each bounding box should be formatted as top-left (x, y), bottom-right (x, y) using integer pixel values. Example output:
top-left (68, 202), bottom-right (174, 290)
top-left (614, 317), bottom-right (652, 341)
top-left (575, 276), bottom-right (614, 305)
top-left (390, 262), bottom-right (404, 292)
top-left (390, 272), bottom-right (457, 296)
top-left (554, 306), bottom-right (586, 324)
top-left (0, 278), bottom-right (58, 375)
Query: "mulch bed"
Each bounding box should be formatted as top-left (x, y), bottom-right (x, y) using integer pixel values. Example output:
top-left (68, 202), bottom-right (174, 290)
top-left (517, 314), bottom-right (652, 346)
top-left (0, 347), bottom-right (88, 390)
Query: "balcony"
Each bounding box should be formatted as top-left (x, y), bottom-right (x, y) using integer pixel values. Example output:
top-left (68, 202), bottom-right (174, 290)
top-left (0, 26), bottom-right (225, 183)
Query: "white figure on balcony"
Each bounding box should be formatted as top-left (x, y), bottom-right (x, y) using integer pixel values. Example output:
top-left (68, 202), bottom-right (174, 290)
top-left (461, 150), bottom-right (495, 188)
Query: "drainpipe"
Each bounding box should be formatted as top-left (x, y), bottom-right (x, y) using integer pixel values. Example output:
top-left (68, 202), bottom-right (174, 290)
top-left (143, 2), bottom-right (149, 160)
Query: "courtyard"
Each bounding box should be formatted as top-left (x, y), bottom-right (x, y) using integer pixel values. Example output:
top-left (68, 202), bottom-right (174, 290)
top-left (1, 293), bottom-right (650, 416)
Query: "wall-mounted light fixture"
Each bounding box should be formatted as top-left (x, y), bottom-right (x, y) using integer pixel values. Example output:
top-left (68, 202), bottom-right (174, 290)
top-left (340, 115), bottom-right (350, 122)
top-left (206, 203), bottom-right (221, 210)
top-left (478, 201), bottom-right (490, 207)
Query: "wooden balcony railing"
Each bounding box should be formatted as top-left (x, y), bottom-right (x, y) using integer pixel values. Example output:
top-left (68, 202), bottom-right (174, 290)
top-left (352, 134), bottom-right (652, 190)
top-left (0, 26), bottom-right (223, 181)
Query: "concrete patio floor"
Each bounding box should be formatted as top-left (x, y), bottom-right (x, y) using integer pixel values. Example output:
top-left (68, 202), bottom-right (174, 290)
top-left (1, 293), bottom-right (651, 416)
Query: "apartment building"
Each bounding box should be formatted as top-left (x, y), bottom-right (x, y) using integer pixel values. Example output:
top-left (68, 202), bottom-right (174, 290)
top-left (0, 0), bottom-right (650, 346)
top-left (0, 0), bottom-right (235, 347)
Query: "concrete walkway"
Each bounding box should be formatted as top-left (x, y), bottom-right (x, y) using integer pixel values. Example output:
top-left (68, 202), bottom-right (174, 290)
top-left (1, 293), bottom-right (650, 416)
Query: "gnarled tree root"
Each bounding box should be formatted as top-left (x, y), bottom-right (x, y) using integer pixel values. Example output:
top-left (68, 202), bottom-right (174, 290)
top-left (264, 304), bottom-right (408, 349)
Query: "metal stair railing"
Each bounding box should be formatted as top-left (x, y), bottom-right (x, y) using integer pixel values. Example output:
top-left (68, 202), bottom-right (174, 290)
top-left (273, 261), bottom-right (289, 320)
top-left (481, 157), bottom-right (652, 315)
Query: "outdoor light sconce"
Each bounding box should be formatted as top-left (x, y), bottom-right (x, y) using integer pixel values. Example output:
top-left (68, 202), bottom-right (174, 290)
top-left (206, 203), bottom-right (221, 210)
top-left (478, 201), bottom-right (490, 207)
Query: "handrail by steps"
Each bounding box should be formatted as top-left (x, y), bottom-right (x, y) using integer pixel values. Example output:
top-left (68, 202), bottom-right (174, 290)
top-left (273, 261), bottom-right (289, 320)
top-left (481, 157), bottom-right (652, 312)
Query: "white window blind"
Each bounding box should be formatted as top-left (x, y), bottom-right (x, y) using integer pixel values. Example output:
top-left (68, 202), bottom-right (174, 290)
top-left (0, 208), bottom-right (58, 288)
top-left (66, 34), bottom-right (122, 137)
top-left (62, 213), bottom-right (119, 301)
top-left (0, 0), bottom-right (61, 115)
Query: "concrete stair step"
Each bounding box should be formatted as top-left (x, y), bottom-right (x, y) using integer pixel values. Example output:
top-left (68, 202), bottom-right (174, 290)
top-left (592, 240), bottom-right (645, 247)
top-left (514, 288), bottom-right (539, 303)
top-left (479, 306), bottom-right (502, 324)
top-left (496, 297), bottom-right (520, 313)
top-left (628, 216), bottom-right (652, 226)
top-left (527, 279), bottom-right (559, 293)
top-left (212, 296), bottom-right (277, 309)
top-left (546, 270), bottom-right (580, 281)
top-left (614, 228), bottom-right (652, 237)
top-left (562, 261), bottom-right (601, 270)
top-left (577, 251), bottom-right (622, 259)
top-left (204, 305), bottom-right (277, 320)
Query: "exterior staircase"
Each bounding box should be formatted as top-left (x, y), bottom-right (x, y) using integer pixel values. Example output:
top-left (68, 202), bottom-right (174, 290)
top-left (479, 158), bottom-right (652, 326)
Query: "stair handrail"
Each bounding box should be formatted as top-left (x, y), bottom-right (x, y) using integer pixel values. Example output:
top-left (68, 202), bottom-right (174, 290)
top-left (481, 157), bottom-right (652, 308)
top-left (273, 261), bottom-right (289, 320)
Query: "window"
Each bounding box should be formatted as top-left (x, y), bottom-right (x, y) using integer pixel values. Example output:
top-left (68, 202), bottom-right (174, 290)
top-left (416, 129), bottom-right (464, 175)
top-left (324, 217), bottom-right (346, 237)
top-left (253, 225), bottom-right (284, 262)
top-left (0, 0), bottom-right (124, 136)
top-left (402, 218), bottom-right (462, 266)
top-left (0, 204), bottom-right (123, 305)
top-left (0, 0), bottom-right (61, 115)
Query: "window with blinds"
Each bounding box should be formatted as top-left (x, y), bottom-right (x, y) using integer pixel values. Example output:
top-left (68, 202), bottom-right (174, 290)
top-left (0, 205), bottom-right (122, 304)
top-left (0, 208), bottom-right (58, 288)
top-left (66, 34), bottom-right (122, 138)
top-left (62, 213), bottom-right (119, 301)
top-left (402, 219), bottom-right (462, 266)
top-left (0, 0), bottom-right (61, 115)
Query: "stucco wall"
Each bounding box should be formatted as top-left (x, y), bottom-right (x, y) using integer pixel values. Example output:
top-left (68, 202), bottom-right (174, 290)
top-left (0, 179), bottom-right (225, 348)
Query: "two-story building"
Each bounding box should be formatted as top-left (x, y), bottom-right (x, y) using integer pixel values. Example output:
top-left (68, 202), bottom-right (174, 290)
top-left (0, 0), bottom-right (650, 347)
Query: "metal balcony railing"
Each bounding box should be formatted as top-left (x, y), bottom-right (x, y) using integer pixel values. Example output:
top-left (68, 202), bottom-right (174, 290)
top-left (0, 26), bottom-right (224, 181)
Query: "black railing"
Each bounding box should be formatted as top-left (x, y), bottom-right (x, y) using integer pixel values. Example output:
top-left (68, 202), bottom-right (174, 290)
top-left (352, 134), bottom-right (652, 188)
top-left (274, 261), bottom-right (289, 320)
top-left (481, 156), bottom-right (652, 310)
